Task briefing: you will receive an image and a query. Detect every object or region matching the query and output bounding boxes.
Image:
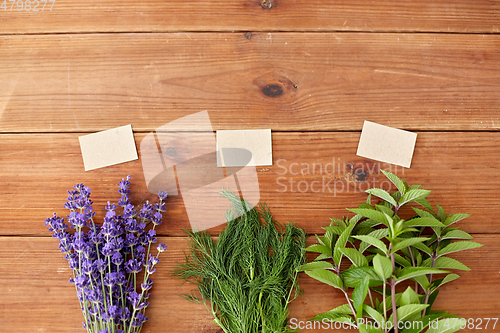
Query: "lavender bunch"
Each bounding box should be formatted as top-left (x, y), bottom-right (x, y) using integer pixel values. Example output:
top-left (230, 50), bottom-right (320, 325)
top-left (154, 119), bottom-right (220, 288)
top-left (45, 176), bottom-right (168, 333)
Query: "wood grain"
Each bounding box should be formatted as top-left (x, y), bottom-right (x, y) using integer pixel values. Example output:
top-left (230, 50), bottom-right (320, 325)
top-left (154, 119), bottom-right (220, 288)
top-left (0, 235), bottom-right (497, 333)
top-left (1, 33), bottom-right (499, 133)
top-left (0, 0), bottom-right (499, 34)
top-left (1, 132), bottom-right (499, 236)
top-left (1, 4), bottom-right (499, 331)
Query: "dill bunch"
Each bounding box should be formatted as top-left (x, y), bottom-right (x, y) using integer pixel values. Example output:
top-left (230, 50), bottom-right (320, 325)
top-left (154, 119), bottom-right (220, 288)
top-left (173, 190), bottom-right (306, 333)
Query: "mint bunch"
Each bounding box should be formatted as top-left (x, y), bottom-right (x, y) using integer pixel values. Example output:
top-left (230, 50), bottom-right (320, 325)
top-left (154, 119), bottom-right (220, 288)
top-left (300, 171), bottom-right (482, 333)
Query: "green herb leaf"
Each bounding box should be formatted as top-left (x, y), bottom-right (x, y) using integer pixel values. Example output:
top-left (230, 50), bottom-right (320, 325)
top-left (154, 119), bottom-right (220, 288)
top-left (333, 222), bottom-right (356, 266)
top-left (310, 312), bottom-right (355, 325)
top-left (391, 237), bottom-right (430, 254)
top-left (381, 170), bottom-right (407, 195)
top-left (411, 242), bottom-right (433, 256)
top-left (353, 235), bottom-right (388, 255)
top-left (339, 247), bottom-right (369, 267)
top-left (342, 266), bottom-right (383, 288)
top-left (366, 188), bottom-right (398, 207)
top-left (310, 304), bottom-right (353, 322)
top-left (305, 269), bottom-right (343, 290)
top-left (391, 304), bottom-right (429, 322)
top-left (359, 229), bottom-right (388, 253)
top-left (396, 267), bottom-right (448, 284)
top-left (363, 304), bottom-right (385, 326)
top-left (436, 204), bottom-right (447, 222)
top-left (400, 286), bottom-right (421, 306)
top-left (444, 213), bottom-right (470, 226)
top-left (398, 189), bottom-right (431, 207)
top-left (375, 204), bottom-right (394, 217)
top-left (414, 196), bottom-right (434, 212)
top-left (298, 261), bottom-right (336, 271)
top-left (437, 241), bottom-right (483, 257)
top-left (393, 253), bottom-right (412, 267)
top-left (441, 229), bottom-right (473, 240)
top-left (412, 207), bottom-right (435, 219)
top-left (373, 254), bottom-right (392, 280)
top-left (413, 274), bottom-right (430, 291)
top-left (422, 256), bottom-right (470, 271)
top-left (431, 273), bottom-right (461, 291)
top-left (352, 275), bottom-right (370, 319)
top-left (403, 217), bottom-right (445, 228)
top-left (347, 208), bottom-right (388, 225)
top-left (305, 244), bottom-right (332, 256)
top-left (322, 225), bottom-right (345, 236)
top-left (350, 213), bottom-right (365, 224)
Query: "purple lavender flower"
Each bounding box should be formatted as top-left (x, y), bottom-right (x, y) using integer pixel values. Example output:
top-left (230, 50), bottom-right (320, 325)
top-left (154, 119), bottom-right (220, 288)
top-left (125, 259), bottom-right (142, 274)
top-left (68, 255), bottom-right (79, 270)
top-left (81, 260), bottom-right (95, 276)
top-left (108, 305), bottom-right (120, 320)
top-left (111, 252), bottom-right (123, 266)
top-left (141, 278), bottom-right (153, 292)
top-left (122, 204), bottom-right (136, 219)
top-left (124, 233), bottom-right (138, 248)
top-left (127, 291), bottom-right (141, 308)
top-left (101, 242), bottom-right (115, 257)
top-left (134, 245), bottom-right (146, 259)
top-left (133, 313), bottom-right (149, 327)
top-left (72, 239), bottom-right (88, 253)
top-left (74, 275), bottom-right (89, 288)
top-left (139, 202), bottom-right (153, 220)
top-left (68, 211), bottom-right (87, 228)
top-left (153, 211), bottom-right (164, 226)
top-left (158, 190), bottom-right (168, 201)
top-left (104, 272), bottom-right (118, 287)
top-left (146, 255), bottom-right (160, 274)
top-left (157, 243), bottom-right (167, 253)
top-left (145, 229), bottom-right (157, 243)
top-left (45, 176), bottom-right (167, 333)
top-left (95, 259), bottom-right (106, 273)
top-left (120, 307), bottom-right (131, 322)
top-left (45, 213), bottom-right (67, 232)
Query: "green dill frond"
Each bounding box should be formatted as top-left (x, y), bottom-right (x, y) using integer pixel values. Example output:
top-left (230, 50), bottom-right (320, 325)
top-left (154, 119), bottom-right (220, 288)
top-left (172, 191), bottom-right (306, 333)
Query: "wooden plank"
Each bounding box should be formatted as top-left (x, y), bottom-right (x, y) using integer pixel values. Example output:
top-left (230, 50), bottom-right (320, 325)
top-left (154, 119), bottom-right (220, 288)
top-left (1, 33), bottom-right (499, 133)
top-left (1, 132), bottom-right (499, 236)
top-left (0, 235), bottom-right (497, 332)
top-left (0, 0), bottom-right (499, 34)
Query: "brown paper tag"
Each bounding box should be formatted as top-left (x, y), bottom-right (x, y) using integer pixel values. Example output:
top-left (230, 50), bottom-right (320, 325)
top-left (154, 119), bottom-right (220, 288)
top-left (357, 121), bottom-right (417, 168)
top-left (216, 129), bottom-right (272, 167)
top-left (79, 124), bottom-right (138, 171)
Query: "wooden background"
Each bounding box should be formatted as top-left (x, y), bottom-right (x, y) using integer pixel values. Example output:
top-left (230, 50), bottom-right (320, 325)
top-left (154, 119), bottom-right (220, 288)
top-left (1, 1), bottom-right (500, 332)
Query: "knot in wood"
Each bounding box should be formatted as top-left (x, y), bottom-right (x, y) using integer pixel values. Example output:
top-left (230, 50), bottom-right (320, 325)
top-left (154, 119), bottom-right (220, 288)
top-left (262, 84), bottom-right (283, 97)
top-left (260, 0), bottom-right (273, 9)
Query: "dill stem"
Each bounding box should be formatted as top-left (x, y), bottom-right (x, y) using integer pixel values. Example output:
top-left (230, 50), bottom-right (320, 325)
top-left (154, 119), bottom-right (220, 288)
top-left (258, 292), bottom-right (265, 333)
